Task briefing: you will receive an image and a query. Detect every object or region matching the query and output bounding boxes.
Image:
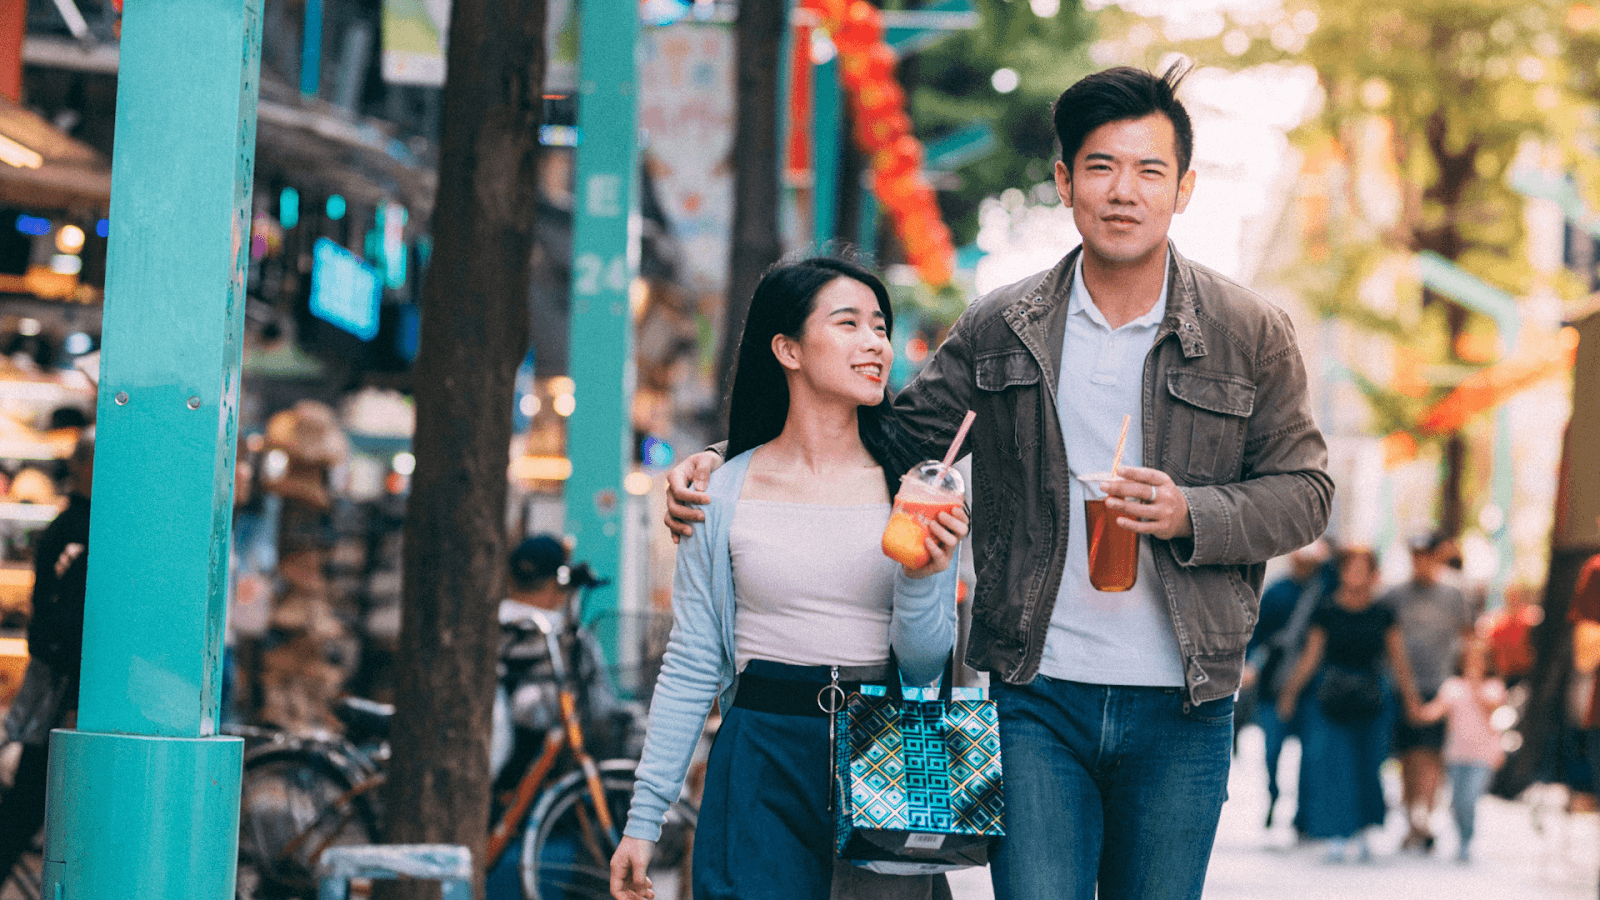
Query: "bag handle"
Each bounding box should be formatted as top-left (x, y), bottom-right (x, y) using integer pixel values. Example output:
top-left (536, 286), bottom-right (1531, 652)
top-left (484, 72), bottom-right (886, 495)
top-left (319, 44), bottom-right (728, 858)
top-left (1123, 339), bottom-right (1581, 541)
top-left (886, 651), bottom-right (957, 704)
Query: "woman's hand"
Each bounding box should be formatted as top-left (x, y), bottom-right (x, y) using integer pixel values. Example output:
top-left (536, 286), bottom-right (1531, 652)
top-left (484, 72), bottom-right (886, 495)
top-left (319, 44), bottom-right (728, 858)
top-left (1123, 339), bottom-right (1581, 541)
top-left (903, 505), bottom-right (970, 579)
top-left (610, 836), bottom-right (656, 900)
top-left (1276, 693), bottom-right (1297, 724)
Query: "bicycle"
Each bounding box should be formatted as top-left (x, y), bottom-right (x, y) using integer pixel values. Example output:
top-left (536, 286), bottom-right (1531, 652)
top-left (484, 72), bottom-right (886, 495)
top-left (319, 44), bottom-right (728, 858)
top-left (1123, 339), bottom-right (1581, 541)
top-left (1, 838), bottom-right (40, 900)
top-left (233, 565), bottom-right (696, 900)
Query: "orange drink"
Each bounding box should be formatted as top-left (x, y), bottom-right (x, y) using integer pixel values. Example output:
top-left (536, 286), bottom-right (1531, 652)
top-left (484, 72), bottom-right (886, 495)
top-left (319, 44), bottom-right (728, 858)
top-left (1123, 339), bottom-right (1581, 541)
top-left (1078, 472), bottom-right (1138, 592)
top-left (882, 461), bottom-right (965, 569)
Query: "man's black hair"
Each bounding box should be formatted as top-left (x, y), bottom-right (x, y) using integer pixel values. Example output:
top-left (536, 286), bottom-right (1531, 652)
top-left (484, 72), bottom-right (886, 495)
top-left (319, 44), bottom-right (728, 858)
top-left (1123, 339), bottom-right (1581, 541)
top-left (1052, 62), bottom-right (1194, 177)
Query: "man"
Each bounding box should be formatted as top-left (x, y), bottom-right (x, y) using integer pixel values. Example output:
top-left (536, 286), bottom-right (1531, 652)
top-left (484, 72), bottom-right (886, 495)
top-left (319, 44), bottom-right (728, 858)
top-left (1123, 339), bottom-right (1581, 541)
top-left (667, 65), bottom-right (1331, 899)
top-left (0, 433), bottom-right (92, 881)
top-left (1482, 583), bottom-right (1539, 688)
top-left (496, 535), bottom-right (628, 763)
top-left (1246, 538), bottom-right (1330, 829)
top-left (1380, 530), bottom-right (1473, 853)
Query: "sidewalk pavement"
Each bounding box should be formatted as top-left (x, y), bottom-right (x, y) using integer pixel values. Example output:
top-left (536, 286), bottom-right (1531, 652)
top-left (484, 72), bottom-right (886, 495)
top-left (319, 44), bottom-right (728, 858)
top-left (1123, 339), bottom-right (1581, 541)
top-left (945, 724), bottom-right (1598, 900)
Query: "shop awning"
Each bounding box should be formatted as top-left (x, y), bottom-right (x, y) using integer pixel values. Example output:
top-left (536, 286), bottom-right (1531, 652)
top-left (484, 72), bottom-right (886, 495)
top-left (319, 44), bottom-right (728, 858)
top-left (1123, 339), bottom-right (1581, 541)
top-left (23, 36), bottom-right (436, 220)
top-left (254, 76), bottom-right (436, 218)
top-left (0, 92), bottom-right (110, 212)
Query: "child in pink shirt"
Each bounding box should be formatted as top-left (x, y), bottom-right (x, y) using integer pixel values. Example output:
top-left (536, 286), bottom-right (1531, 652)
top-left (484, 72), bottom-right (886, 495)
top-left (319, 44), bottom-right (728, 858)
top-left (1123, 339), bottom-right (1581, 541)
top-left (1414, 637), bottom-right (1506, 863)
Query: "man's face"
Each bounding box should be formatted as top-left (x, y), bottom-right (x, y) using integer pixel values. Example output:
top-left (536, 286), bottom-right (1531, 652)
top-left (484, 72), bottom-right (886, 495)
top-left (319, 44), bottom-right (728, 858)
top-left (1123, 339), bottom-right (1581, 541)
top-left (1055, 113), bottom-right (1195, 272)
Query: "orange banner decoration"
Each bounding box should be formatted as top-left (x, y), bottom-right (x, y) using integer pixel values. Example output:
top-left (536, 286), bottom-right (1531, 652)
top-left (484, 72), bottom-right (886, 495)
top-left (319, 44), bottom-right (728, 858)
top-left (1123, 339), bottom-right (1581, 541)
top-left (1381, 327), bottom-right (1580, 467)
top-left (1416, 327), bottom-right (1579, 434)
top-left (804, 0), bottom-right (956, 287)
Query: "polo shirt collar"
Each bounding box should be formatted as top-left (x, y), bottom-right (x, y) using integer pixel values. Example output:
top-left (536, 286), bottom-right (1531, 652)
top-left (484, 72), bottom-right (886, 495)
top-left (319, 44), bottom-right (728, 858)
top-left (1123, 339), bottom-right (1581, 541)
top-left (1067, 252), bottom-right (1170, 331)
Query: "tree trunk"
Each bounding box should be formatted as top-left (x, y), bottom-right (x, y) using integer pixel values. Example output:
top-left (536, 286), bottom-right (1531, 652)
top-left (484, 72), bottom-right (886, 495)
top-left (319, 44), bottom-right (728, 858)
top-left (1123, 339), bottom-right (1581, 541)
top-left (715, 0), bottom-right (788, 427)
top-left (378, 0), bottom-right (544, 895)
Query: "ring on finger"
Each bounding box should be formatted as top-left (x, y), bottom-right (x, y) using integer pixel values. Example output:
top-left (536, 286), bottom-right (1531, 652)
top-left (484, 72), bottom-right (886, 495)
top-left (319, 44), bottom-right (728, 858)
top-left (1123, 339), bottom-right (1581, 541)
top-left (1149, 484), bottom-right (1158, 503)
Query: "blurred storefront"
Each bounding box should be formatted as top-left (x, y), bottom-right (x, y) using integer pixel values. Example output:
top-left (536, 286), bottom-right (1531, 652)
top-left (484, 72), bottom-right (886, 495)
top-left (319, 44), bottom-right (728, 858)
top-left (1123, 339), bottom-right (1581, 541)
top-left (0, 0), bottom-right (700, 726)
top-left (0, 84), bottom-right (106, 704)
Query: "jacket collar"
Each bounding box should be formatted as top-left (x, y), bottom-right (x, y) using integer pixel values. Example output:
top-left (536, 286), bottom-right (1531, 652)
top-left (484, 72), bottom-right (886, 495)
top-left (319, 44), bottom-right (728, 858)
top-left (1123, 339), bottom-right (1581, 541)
top-left (1002, 241), bottom-right (1208, 361)
top-left (1159, 241), bottom-right (1207, 358)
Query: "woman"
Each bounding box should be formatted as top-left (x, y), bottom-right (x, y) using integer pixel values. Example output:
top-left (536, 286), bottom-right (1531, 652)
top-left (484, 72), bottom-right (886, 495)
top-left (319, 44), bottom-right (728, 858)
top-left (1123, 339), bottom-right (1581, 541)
top-left (610, 257), bottom-right (968, 900)
top-left (1278, 546), bottom-right (1422, 862)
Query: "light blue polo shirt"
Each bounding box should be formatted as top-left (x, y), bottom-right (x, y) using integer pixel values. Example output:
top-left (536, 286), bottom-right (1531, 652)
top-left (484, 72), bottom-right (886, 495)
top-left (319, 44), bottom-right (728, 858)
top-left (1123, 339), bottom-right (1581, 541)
top-left (1037, 254), bottom-right (1186, 687)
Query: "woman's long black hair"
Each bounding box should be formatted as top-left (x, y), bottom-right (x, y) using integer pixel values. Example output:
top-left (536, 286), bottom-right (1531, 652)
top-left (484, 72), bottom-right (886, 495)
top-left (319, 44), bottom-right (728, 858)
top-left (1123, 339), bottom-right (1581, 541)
top-left (724, 257), bottom-right (923, 497)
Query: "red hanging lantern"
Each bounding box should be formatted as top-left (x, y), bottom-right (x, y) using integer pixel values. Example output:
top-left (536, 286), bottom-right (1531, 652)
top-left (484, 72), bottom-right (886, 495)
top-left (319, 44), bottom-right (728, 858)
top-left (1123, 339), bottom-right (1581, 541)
top-left (836, 0), bottom-right (884, 51)
top-left (811, 0), bottom-right (955, 286)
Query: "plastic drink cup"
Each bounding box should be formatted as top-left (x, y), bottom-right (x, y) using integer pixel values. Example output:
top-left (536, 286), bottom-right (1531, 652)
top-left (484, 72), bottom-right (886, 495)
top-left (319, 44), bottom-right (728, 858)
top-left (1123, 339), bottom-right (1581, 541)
top-left (1078, 472), bottom-right (1138, 592)
top-left (882, 461), bottom-right (965, 569)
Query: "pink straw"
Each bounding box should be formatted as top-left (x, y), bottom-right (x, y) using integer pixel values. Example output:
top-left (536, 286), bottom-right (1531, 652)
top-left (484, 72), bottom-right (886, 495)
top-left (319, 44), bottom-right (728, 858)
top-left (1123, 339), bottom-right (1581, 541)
top-left (939, 410), bottom-right (978, 475)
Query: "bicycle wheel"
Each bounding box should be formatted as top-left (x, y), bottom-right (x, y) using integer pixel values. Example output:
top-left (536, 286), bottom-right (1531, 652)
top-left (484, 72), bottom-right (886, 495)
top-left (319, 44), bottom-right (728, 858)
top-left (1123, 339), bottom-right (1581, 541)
top-left (236, 749), bottom-right (378, 899)
top-left (519, 760), bottom-right (696, 900)
top-left (3, 847), bottom-right (40, 900)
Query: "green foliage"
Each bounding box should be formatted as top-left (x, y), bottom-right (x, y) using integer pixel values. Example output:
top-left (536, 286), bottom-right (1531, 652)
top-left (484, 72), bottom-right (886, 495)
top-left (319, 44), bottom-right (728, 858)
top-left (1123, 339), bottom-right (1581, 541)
top-left (1095, 0), bottom-right (1598, 446)
top-left (905, 1), bottom-right (1097, 247)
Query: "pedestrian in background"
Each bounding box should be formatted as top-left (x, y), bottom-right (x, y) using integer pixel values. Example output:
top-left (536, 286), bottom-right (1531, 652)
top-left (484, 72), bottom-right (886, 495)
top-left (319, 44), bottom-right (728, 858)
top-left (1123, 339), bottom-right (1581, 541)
top-left (1246, 538), bottom-right (1330, 830)
top-left (0, 432), bottom-right (92, 881)
top-left (1382, 531), bottom-right (1474, 854)
top-left (611, 257), bottom-right (965, 900)
top-left (1412, 636), bottom-right (1507, 863)
top-left (1278, 547), bottom-right (1423, 863)
top-left (1566, 529), bottom-right (1600, 898)
top-left (1481, 583), bottom-right (1539, 689)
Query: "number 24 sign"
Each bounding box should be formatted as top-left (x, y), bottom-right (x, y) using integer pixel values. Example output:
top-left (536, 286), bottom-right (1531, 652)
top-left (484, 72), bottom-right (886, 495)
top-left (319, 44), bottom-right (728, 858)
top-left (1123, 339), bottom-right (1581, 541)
top-left (573, 253), bottom-right (627, 297)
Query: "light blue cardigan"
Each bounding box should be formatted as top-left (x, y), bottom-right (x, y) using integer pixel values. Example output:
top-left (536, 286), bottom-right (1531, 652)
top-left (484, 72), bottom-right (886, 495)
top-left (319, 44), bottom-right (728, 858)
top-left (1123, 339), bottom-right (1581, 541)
top-left (623, 447), bottom-right (960, 841)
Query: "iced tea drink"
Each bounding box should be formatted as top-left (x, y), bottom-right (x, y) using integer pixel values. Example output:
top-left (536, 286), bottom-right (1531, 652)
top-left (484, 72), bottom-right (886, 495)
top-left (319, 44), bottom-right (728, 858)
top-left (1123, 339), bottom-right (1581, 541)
top-left (1078, 473), bottom-right (1138, 592)
top-left (882, 461), bottom-right (965, 569)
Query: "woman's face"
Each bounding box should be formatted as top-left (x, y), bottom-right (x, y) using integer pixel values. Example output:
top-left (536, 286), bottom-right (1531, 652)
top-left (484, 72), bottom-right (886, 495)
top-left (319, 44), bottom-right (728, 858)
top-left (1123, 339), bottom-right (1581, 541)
top-left (777, 276), bottom-right (892, 407)
top-left (1337, 553), bottom-right (1378, 606)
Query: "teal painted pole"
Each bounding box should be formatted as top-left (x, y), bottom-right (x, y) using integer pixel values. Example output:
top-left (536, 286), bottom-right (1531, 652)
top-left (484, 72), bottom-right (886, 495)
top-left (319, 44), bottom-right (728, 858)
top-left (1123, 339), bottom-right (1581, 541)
top-left (859, 186), bottom-right (879, 260)
top-left (566, 0), bottom-right (639, 640)
top-left (812, 56), bottom-right (840, 245)
top-left (44, 1), bottom-right (258, 896)
top-left (1415, 251), bottom-right (1520, 588)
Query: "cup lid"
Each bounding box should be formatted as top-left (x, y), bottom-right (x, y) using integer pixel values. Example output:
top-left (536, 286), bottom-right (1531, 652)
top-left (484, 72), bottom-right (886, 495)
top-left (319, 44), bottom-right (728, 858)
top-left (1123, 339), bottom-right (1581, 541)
top-left (903, 460), bottom-right (964, 494)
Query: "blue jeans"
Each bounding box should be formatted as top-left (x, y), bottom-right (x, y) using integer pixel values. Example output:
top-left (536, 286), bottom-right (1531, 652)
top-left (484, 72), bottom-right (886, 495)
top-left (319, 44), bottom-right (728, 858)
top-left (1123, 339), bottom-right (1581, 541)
top-left (1255, 695), bottom-right (1295, 806)
top-left (1446, 762), bottom-right (1492, 852)
top-left (989, 677), bottom-right (1234, 900)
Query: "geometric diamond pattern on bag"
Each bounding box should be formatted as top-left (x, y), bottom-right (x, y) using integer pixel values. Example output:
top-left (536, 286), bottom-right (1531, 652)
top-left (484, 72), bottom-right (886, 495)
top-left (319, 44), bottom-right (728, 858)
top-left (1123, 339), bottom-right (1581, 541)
top-left (834, 688), bottom-right (1005, 855)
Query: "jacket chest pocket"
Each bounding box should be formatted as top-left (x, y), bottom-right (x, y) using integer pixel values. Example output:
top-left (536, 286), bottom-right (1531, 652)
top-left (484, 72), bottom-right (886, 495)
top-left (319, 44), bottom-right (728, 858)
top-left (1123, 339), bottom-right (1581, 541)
top-left (1162, 369), bottom-right (1255, 484)
top-left (975, 350), bottom-right (1042, 460)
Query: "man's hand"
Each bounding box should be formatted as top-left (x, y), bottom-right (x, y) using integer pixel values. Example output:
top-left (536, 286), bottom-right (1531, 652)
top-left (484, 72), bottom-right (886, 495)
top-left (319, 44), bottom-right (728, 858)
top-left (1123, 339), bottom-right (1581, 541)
top-left (663, 450), bottom-right (722, 543)
top-left (1103, 466), bottom-right (1192, 540)
top-left (610, 836), bottom-right (656, 900)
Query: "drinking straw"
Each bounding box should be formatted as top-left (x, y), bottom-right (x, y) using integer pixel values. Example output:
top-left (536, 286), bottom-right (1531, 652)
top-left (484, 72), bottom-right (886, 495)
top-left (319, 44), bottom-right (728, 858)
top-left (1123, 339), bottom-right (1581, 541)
top-left (938, 410), bottom-right (978, 476)
top-left (1110, 413), bottom-right (1131, 476)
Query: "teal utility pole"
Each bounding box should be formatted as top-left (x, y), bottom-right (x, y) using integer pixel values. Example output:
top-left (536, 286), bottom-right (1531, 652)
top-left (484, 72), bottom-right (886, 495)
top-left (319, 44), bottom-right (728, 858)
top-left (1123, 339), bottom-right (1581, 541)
top-left (43, 1), bottom-right (259, 897)
top-left (566, 0), bottom-right (640, 636)
top-left (1414, 251), bottom-right (1519, 596)
top-left (812, 55), bottom-right (841, 244)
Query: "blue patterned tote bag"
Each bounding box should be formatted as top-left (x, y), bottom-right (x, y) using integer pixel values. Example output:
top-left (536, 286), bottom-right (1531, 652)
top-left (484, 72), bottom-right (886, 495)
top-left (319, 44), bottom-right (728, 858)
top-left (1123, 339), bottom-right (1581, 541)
top-left (830, 665), bottom-right (1004, 874)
